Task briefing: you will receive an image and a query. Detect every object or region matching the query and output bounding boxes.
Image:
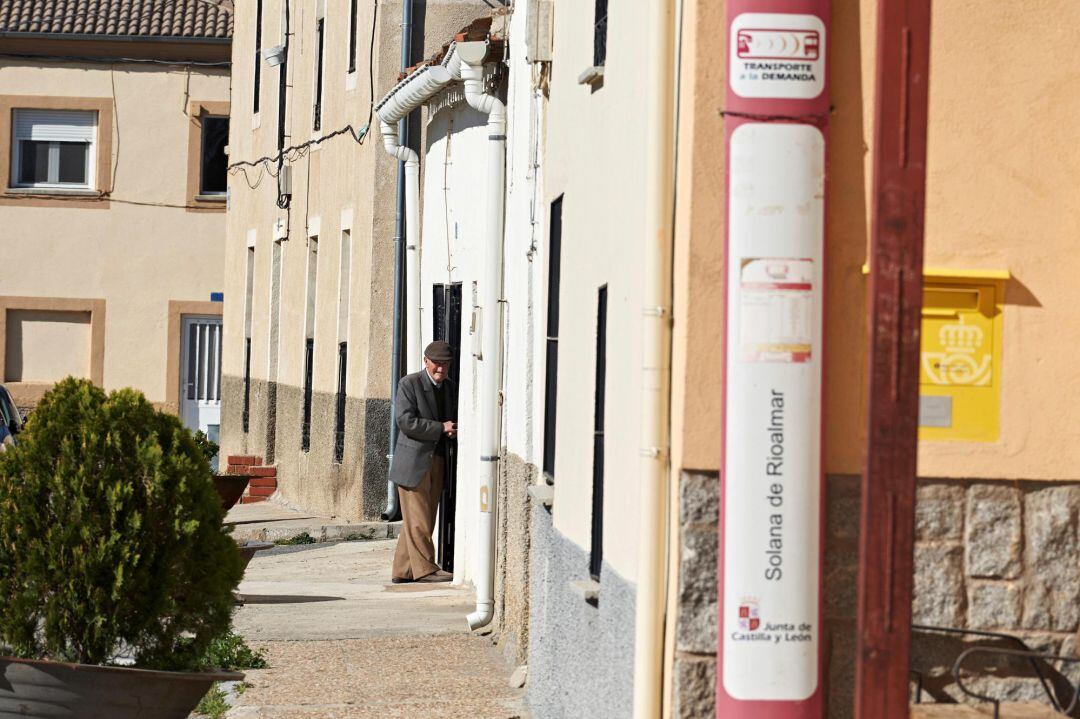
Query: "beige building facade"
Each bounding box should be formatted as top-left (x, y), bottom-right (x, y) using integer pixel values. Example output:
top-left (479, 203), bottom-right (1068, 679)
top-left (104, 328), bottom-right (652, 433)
top-left (387, 0), bottom-right (1080, 716)
top-left (667, 0), bottom-right (1080, 715)
top-left (220, 0), bottom-right (498, 518)
top-left (220, 0), bottom-right (1080, 715)
top-left (0, 2), bottom-right (232, 442)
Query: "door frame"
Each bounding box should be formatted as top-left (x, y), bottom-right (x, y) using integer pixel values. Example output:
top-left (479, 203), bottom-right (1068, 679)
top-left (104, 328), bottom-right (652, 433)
top-left (166, 300), bottom-right (223, 416)
top-left (432, 283), bottom-right (463, 572)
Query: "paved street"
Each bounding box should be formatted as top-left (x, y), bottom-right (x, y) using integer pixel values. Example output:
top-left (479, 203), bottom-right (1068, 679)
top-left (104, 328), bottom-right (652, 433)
top-left (227, 539), bottom-right (529, 718)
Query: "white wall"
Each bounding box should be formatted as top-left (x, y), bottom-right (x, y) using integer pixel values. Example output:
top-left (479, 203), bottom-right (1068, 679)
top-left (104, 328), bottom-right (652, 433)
top-left (416, 0), bottom-right (654, 587)
top-left (417, 8), bottom-right (548, 586)
top-left (501, 7), bottom-right (548, 469)
top-left (543, 0), bottom-right (651, 581)
top-left (421, 100), bottom-right (488, 585)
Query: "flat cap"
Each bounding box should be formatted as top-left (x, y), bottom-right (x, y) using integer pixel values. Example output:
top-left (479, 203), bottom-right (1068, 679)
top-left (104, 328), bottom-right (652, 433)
top-left (424, 340), bottom-right (453, 363)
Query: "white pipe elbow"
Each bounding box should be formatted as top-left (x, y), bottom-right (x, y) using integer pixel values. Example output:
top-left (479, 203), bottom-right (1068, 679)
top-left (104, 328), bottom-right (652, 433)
top-left (466, 604), bottom-right (493, 630)
top-left (460, 62), bottom-right (506, 124)
top-left (380, 120), bottom-right (418, 166)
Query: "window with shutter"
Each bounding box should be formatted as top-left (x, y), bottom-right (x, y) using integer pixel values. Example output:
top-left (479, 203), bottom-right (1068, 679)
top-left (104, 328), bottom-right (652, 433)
top-left (11, 109), bottom-right (97, 189)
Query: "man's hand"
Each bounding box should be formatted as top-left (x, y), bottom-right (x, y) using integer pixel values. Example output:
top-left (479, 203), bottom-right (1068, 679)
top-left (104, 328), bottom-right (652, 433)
top-left (442, 421), bottom-right (457, 438)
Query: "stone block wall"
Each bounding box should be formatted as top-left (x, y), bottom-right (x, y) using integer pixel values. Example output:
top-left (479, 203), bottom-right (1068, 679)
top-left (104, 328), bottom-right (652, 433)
top-left (673, 470), bottom-right (719, 719)
top-left (909, 480), bottom-right (1080, 704)
top-left (494, 451), bottom-right (534, 666)
top-left (673, 471), bottom-right (1080, 717)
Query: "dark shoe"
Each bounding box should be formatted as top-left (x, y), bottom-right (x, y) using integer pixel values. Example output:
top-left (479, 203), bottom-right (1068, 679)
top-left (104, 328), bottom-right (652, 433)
top-left (415, 570), bottom-right (453, 583)
top-left (391, 576), bottom-right (413, 584)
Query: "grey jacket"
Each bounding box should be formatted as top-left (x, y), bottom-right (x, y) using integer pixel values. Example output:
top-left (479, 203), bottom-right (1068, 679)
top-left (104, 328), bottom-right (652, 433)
top-left (389, 370), bottom-right (457, 488)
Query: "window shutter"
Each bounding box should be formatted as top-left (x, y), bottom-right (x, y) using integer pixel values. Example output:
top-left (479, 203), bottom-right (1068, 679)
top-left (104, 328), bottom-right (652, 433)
top-left (12, 110), bottom-right (96, 143)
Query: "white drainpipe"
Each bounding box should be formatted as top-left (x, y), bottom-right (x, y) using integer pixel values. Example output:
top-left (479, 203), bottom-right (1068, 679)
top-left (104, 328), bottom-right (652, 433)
top-left (377, 66), bottom-right (454, 370)
top-left (455, 40), bottom-right (506, 632)
top-left (632, 0), bottom-right (677, 714)
top-left (374, 47), bottom-right (504, 632)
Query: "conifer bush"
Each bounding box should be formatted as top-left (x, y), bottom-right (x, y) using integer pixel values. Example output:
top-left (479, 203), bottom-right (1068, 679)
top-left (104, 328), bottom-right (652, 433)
top-left (0, 378), bottom-right (243, 671)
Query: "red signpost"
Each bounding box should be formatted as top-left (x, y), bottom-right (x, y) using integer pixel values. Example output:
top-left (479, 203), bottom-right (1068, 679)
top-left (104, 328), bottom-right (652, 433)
top-left (718, 1), bottom-right (829, 717)
top-left (855, 1), bottom-right (933, 718)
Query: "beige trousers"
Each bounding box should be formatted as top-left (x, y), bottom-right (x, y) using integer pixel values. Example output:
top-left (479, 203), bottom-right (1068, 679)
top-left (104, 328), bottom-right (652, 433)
top-left (392, 455), bottom-right (445, 581)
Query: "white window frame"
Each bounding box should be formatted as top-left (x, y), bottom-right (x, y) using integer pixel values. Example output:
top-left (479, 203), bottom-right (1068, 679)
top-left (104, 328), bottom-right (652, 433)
top-left (10, 109), bottom-right (98, 190)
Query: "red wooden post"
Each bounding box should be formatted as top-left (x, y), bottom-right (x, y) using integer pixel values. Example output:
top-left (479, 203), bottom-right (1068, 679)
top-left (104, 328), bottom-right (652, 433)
top-left (855, 1), bottom-right (933, 717)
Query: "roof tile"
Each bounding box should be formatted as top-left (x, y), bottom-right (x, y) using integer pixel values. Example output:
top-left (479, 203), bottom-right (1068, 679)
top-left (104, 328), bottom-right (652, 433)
top-left (0, 0), bottom-right (232, 39)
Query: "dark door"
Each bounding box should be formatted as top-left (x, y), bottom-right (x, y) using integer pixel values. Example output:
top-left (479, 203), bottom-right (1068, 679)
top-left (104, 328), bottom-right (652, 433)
top-left (432, 283), bottom-right (463, 571)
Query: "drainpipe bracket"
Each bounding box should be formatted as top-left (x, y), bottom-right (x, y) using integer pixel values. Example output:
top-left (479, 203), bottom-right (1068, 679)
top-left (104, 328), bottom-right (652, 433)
top-left (569, 579), bottom-right (600, 605)
top-left (640, 446), bottom-right (666, 460)
top-left (578, 65), bottom-right (605, 86)
top-left (527, 484), bottom-right (554, 508)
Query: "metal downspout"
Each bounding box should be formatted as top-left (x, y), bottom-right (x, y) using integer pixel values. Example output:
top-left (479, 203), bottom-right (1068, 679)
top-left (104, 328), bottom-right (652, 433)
top-left (631, 0), bottom-right (676, 713)
top-left (383, 0), bottom-right (414, 521)
top-left (456, 41), bottom-right (507, 632)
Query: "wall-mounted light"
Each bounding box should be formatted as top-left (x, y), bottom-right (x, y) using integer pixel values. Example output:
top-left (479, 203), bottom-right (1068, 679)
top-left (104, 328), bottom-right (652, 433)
top-left (262, 44), bottom-right (286, 67)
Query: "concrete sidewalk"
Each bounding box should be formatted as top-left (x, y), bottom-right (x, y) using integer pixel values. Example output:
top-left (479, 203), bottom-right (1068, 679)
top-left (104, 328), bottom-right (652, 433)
top-left (226, 499), bottom-right (401, 544)
top-left (227, 540), bottom-right (528, 718)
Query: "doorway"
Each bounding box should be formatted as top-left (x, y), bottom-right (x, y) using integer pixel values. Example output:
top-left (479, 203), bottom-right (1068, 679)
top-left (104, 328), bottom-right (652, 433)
top-left (432, 283), bottom-right (462, 571)
top-left (180, 315), bottom-right (223, 469)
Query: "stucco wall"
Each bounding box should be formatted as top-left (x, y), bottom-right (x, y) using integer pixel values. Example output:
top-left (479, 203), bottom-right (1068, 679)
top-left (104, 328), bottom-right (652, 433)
top-left (672, 0), bottom-right (1080, 482)
top-left (528, 503), bottom-right (637, 719)
top-left (0, 58), bottom-right (229, 405)
top-left (4, 309), bottom-right (92, 382)
top-left (917, 0), bottom-right (1080, 479)
top-left (666, 0), bottom-right (1080, 714)
top-left (222, 0), bottom-right (503, 519)
top-left (421, 99), bottom-right (490, 581)
top-left (416, 5), bottom-right (538, 662)
top-left (543, 0), bottom-right (650, 584)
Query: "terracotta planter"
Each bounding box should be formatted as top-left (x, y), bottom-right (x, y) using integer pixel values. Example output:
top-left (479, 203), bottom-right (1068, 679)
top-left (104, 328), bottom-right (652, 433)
top-left (213, 473), bottom-right (250, 511)
top-left (237, 539), bottom-right (274, 572)
top-left (0, 656), bottom-right (242, 719)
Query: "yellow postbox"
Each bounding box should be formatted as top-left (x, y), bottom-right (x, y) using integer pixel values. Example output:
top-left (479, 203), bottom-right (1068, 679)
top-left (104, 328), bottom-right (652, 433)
top-left (861, 266), bottom-right (1008, 442)
top-left (917, 269), bottom-right (1008, 442)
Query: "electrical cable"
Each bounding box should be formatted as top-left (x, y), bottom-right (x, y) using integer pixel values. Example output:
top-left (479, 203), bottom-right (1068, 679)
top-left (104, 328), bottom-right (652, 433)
top-left (227, 0), bottom-right (379, 179)
top-left (0, 191), bottom-right (221, 210)
top-left (720, 108), bottom-right (832, 123)
top-left (109, 68), bottom-right (120, 193)
top-left (0, 52), bottom-right (229, 68)
top-left (229, 122), bottom-right (371, 173)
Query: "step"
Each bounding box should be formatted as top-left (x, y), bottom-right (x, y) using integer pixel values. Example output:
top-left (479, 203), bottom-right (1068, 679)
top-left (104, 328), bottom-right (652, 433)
top-left (911, 702), bottom-right (1058, 718)
top-left (230, 521), bottom-right (402, 543)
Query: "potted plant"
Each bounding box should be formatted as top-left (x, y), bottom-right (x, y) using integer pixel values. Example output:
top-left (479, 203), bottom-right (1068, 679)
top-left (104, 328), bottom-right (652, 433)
top-left (0, 378), bottom-right (245, 718)
top-left (190, 431), bottom-right (271, 573)
top-left (193, 430), bottom-right (250, 513)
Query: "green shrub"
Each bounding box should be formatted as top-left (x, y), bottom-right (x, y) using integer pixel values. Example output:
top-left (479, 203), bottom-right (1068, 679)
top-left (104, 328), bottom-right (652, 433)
top-left (274, 531), bottom-right (316, 546)
top-left (201, 631), bottom-right (267, 670)
top-left (192, 430), bottom-right (220, 469)
top-left (194, 683), bottom-right (230, 718)
top-left (0, 378), bottom-right (243, 670)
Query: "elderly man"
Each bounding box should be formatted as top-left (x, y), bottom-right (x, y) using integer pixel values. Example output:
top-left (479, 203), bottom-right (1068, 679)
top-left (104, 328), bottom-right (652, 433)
top-left (390, 340), bottom-right (457, 583)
